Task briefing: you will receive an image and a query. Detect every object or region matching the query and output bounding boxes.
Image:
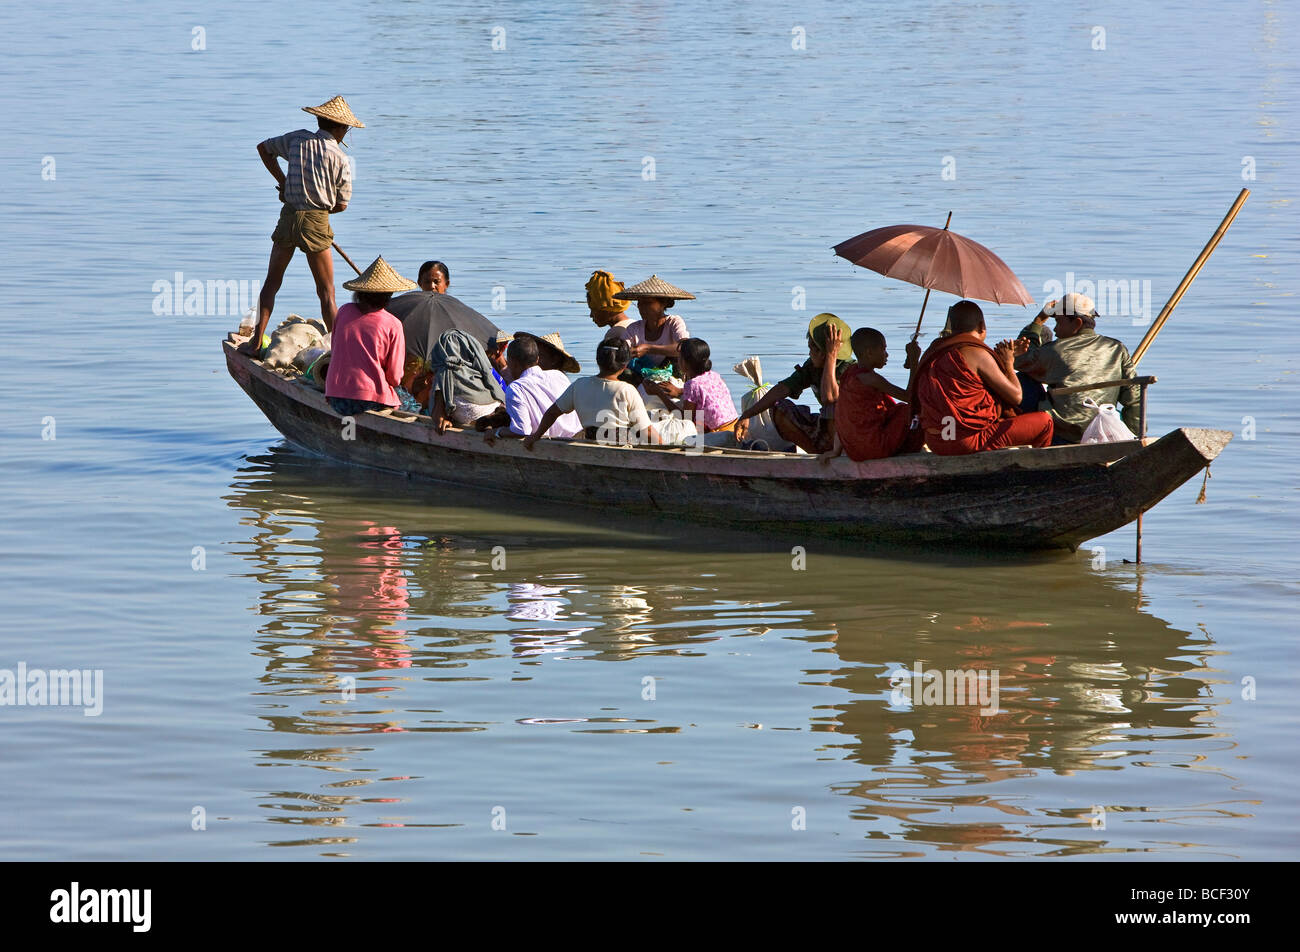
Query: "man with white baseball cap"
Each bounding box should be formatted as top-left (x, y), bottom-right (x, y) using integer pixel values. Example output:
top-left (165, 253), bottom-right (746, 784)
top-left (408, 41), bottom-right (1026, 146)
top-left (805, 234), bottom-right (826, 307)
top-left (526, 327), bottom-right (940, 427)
top-left (1019, 293), bottom-right (1141, 443)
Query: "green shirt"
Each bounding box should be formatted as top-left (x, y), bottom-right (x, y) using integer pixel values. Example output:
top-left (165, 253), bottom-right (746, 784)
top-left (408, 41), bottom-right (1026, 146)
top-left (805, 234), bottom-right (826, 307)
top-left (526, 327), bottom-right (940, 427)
top-left (779, 357), bottom-right (855, 406)
top-left (1034, 329), bottom-right (1140, 432)
top-left (1018, 321), bottom-right (1053, 348)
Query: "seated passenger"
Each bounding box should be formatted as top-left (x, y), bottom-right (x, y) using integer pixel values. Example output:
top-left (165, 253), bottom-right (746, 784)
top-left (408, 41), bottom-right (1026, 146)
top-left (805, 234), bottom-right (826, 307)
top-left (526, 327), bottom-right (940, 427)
top-left (523, 339), bottom-right (663, 449)
top-left (1017, 293), bottom-right (1140, 443)
top-left (428, 329), bottom-right (506, 434)
top-left (324, 256), bottom-right (414, 417)
top-left (734, 313), bottom-right (854, 453)
top-left (482, 336), bottom-right (582, 441)
top-left (647, 338), bottom-right (738, 434)
top-left (416, 259), bottom-right (450, 294)
top-left (485, 330), bottom-right (512, 387)
top-left (586, 270), bottom-right (636, 341)
top-left (820, 328), bottom-right (924, 463)
top-left (912, 301), bottom-right (1053, 455)
top-left (515, 331), bottom-right (581, 376)
top-left (612, 275), bottom-right (694, 371)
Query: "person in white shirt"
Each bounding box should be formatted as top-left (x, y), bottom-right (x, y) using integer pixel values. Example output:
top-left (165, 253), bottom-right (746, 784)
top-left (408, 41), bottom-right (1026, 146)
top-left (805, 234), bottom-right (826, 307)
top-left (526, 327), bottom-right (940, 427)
top-left (524, 339), bottom-right (663, 449)
top-left (484, 336), bottom-right (581, 440)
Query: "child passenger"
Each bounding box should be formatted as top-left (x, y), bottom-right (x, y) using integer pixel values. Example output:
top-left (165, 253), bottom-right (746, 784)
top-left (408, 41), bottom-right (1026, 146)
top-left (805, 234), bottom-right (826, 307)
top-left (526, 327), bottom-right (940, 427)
top-left (819, 327), bottom-right (923, 463)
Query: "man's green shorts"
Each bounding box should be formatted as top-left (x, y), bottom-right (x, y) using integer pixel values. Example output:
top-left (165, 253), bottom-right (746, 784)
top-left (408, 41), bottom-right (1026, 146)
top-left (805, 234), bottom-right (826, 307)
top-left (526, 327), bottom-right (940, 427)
top-left (272, 206), bottom-right (333, 254)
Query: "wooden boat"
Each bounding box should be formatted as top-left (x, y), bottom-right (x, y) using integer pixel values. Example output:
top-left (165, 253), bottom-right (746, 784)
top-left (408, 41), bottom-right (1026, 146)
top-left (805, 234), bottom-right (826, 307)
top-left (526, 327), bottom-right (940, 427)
top-left (224, 341), bottom-right (1231, 550)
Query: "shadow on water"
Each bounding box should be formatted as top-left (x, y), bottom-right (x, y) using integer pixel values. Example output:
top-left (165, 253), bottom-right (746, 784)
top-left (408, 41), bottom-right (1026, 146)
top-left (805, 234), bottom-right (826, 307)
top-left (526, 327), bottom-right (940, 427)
top-left (221, 444), bottom-right (1248, 857)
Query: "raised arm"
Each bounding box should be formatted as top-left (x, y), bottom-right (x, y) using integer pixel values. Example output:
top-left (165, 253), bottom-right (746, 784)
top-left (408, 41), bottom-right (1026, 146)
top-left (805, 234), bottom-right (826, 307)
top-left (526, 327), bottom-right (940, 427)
top-left (818, 325), bottom-right (843, 407)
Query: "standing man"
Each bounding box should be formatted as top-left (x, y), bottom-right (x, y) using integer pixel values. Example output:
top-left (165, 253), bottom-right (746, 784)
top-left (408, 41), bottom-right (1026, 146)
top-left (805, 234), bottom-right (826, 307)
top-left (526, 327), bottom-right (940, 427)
top-left (239, 96), bottom-right (363, 355)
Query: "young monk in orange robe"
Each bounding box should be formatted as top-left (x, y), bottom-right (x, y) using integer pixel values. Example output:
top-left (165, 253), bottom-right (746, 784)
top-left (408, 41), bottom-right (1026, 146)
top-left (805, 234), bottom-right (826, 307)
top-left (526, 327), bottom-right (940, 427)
top-left (819, 328), bottom-right (925, 464)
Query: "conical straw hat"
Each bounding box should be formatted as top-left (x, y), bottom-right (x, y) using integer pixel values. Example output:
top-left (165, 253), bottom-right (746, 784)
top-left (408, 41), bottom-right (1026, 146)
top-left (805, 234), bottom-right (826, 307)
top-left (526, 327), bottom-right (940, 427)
top-left (303, 95), bottom-right (365, 128)
top-left (614, 274), bottom-right (696, 301)
top-left (515, 331), bottom-right (581, 374)
top-left (342, 256), bottom-right (417, 293)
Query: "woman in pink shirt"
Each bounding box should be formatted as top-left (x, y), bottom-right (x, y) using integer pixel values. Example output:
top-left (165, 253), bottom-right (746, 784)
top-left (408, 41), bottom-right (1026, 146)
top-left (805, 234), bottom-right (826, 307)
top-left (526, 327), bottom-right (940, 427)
top-left (650, 338), bottom-right (739, 433)
top-left (325, 256), bottom-right (416, 416)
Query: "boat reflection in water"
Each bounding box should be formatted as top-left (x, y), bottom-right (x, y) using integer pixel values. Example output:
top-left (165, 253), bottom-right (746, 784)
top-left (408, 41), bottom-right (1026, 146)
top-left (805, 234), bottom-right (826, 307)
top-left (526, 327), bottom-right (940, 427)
top-left (225, 446), bottom-right (1249, 857)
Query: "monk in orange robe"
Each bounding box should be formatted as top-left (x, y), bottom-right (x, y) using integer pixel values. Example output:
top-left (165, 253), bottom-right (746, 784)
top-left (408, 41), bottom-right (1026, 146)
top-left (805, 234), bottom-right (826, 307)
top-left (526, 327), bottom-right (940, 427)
top-left (910, 301), bottom-right (1054, 455)
top-left (820, 328), bottom-right (925, 463)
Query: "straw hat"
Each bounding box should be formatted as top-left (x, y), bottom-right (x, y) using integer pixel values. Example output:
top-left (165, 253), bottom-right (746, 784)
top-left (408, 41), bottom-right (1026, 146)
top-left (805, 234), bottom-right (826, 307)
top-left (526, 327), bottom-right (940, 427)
top-left (342, 256), bottom-right (418, 293)
top-left (614, 274), bottom-right (696, 302)
top-left (489, 330), bottom-right (513, 346)
top-left (302, 95), bottom-right (365, 129)
top-left (808, 313), bottom-right (852, 361)
top-left (515, 331), bottom-right (581, 374)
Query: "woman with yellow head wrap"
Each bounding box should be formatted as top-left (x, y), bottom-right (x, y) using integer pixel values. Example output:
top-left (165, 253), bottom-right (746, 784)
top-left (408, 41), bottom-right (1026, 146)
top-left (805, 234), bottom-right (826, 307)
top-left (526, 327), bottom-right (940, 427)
top-left (586, 270), bottom-right (635, 339)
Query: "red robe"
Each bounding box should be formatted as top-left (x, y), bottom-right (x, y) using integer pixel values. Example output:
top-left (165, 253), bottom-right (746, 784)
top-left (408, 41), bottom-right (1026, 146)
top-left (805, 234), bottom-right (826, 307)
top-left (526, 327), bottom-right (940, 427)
top-left (835, 366), bottom-right (921, 461)
top-left (909, 333), bottom-right (1053, 455)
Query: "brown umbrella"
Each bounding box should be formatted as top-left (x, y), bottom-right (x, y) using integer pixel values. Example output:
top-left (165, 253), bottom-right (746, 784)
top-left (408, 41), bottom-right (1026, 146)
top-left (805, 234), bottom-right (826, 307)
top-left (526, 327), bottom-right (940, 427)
top-left (833, 212), bottom-right (1034, 341)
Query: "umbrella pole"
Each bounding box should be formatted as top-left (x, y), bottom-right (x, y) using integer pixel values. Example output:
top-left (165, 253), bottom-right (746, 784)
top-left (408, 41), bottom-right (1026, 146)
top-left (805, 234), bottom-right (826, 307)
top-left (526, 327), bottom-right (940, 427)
top-left (910, 211), bottom-right (953, 342)
top-left (911, 288), bottom-right (933, 342)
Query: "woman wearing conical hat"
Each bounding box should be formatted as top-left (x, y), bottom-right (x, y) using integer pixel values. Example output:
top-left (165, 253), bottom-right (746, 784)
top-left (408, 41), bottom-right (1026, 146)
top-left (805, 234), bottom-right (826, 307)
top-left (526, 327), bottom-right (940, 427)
top-left (585, 270), bottom-right (635, 340)
top-left (612, 275), bottom-right (695, 370)
top-left (325, 256), bottom-right (416, 417)
top-left (239, 96), bottom-right (364, 357)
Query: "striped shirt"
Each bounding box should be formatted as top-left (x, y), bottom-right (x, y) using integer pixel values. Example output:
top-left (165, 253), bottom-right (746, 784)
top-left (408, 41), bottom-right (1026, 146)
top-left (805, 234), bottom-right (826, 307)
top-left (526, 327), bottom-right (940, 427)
top-left (261, 128), bottom-right (352, 211)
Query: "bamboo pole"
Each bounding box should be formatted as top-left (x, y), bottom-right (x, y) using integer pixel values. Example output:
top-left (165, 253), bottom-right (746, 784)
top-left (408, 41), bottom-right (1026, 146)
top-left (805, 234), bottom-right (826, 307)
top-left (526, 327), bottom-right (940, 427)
top-left (275, 185), bottom-right (364, 277)
top-left (332, 242), bottom-right (363, 276)
top-left (1132, 188), bottom-right (1250, 365)
top-left (1136, 382), bottom-right (1150, 563)
top-left (910, 211), bottom-right (953, 342)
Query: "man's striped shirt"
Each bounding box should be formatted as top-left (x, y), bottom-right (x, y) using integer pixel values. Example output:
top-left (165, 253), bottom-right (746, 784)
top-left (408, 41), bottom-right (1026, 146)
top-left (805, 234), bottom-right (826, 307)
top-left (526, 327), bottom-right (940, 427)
top-left (261, 128), bottom-right (352, 211)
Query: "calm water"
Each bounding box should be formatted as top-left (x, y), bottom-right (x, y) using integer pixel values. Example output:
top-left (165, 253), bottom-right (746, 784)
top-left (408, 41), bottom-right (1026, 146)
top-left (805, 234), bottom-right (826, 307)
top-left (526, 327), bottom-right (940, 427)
top-left (0, 0), bottom-right (1296, 860)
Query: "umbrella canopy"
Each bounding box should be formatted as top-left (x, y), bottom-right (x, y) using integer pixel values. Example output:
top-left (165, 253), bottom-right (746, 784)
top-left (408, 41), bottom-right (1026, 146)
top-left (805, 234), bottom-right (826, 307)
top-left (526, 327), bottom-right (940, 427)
top-left (385, 291), bottom-right (501, 363)
top-left (833, 223), bottom-right (1034, 307)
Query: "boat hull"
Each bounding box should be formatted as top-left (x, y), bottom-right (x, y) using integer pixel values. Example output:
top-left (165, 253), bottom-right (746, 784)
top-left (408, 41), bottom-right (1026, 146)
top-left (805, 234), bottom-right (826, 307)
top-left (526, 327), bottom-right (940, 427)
top-left (225, 342), bottom-right (1230, 550)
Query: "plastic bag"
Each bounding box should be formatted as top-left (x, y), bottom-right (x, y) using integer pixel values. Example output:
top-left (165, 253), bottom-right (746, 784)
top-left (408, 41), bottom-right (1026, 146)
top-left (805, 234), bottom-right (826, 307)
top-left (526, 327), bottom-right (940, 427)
top-left (732, 356), bottom-right (792, 450)
top-left (1080, 397), bottom-right (1136, 444)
